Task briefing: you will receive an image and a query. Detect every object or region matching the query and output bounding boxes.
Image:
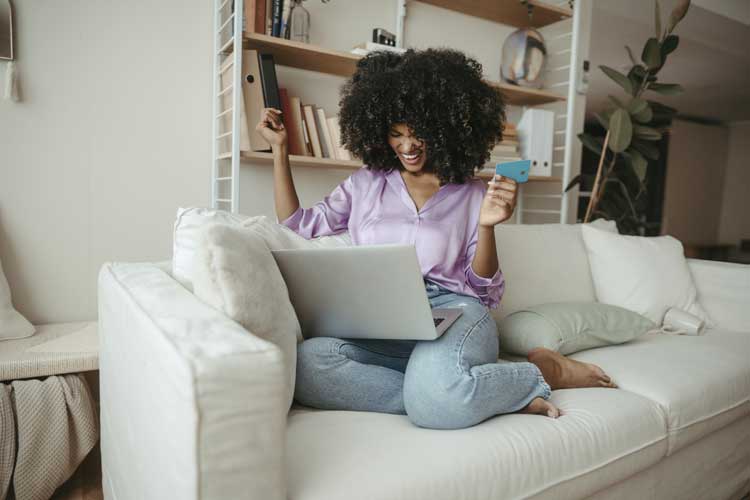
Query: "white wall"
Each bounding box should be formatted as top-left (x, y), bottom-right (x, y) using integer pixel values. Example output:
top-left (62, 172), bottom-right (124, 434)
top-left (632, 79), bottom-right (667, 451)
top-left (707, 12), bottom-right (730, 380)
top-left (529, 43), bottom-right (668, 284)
top-left (717, 122), bottom-right (750, 246)
top-left (0, 0), bottom-right (213, 323)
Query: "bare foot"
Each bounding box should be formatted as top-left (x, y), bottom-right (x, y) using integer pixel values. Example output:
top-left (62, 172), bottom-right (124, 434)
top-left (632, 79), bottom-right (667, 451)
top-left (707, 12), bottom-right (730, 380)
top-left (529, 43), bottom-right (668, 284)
top-left (528, 347), bottom-right (617, 390)
top-left (520, 397), bottom-right (561, 418)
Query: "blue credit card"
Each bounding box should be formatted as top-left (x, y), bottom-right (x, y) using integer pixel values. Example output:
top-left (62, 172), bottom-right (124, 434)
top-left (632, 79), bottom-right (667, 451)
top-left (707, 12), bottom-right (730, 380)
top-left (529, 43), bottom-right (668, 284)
top-left (495, 160), bottom-right (531, 183)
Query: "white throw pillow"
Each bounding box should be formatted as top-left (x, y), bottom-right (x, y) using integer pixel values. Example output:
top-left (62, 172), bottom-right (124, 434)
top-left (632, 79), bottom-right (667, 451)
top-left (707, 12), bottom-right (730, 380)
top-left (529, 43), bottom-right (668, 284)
top-left (192, 223), bottom-right (303, 411)
top-left (173, 207), bottom-right (351, 291)
top-left (1, 256), bottom-right (35, 341)
top-left (581, 224), bottom-right (713, 326)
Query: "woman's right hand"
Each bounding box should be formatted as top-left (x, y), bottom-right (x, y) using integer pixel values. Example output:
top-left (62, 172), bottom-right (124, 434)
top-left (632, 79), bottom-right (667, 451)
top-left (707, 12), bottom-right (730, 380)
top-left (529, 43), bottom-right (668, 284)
top-left (255, 107), bottom-right (287, 148)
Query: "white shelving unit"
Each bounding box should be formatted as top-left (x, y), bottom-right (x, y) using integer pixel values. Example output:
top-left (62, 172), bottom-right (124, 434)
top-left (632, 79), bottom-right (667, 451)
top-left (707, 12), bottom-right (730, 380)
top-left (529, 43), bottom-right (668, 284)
top-left (211, 0), bottom-right (592, 224)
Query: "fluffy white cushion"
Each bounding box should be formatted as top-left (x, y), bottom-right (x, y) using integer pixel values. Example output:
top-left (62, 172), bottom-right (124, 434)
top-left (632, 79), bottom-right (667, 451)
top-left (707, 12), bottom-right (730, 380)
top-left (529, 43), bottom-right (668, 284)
top-left (1, 256), bottom-right (34, 341)
top-left (192, 223), bottom-right (302, 410)
top-left (173, 207), bottom-right (350, 291)
top-left (581, 225), bottom-right (713, 326)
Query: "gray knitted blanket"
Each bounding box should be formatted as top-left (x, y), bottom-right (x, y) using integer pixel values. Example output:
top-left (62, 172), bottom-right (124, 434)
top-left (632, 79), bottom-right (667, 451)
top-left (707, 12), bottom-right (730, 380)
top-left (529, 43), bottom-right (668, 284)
top-left (0, 374), bottom-right (98, 500)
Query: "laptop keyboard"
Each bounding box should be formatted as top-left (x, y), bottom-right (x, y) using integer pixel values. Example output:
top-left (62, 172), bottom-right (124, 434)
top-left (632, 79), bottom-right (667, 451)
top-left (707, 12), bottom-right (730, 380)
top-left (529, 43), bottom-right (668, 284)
top-left (433, 317), bottom-right (444, 327)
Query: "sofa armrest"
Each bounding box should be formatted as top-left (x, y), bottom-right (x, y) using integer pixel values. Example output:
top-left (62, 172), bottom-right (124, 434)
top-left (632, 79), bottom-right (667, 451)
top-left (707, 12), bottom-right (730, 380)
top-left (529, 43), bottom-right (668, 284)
top-left (687, 258), bottom-right (750, 332)
top-left (98, 262), bottom-right (287, 500)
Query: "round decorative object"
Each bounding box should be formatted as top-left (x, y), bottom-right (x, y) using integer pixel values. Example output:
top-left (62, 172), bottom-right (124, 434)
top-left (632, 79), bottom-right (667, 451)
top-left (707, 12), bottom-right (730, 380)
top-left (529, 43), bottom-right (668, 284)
top-left (500, 28), bottom-right (547, 88)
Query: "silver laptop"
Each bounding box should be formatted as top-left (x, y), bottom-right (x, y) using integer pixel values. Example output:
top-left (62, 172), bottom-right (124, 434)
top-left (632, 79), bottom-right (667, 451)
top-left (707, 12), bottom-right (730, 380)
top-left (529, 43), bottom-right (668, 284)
top-left (271, 244), bottom-right (463, 340)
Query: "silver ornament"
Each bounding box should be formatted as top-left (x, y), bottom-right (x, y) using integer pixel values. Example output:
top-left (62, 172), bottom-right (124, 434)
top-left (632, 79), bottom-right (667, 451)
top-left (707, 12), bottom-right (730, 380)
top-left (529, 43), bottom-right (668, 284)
top-left (500, 28), bottom-right (547, 88)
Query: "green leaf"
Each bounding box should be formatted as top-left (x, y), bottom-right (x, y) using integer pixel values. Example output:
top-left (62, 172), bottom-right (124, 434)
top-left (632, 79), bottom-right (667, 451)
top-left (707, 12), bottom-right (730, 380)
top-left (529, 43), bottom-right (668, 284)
top-left (608, 95), bottom-right (625, 108)
top-left (649, 83), bottom-right (684, 95)
top-left (578, 132), bottom-right (604, 156)
top-left (608, 109), bottom-right (633, 153)
top-left (627, 98), bottom-right (648, 115)
top-left (655, 0), bottom-right (662, 39)
top-left (625, 45), bottom-right (637, 66)
top-left (564, 174), bottom-right (581, 193)
top-left (661, 35), bottom-right (679, 56)
top-left (633, 105), bottom-right (653, 123)
top-left (600, 65), bottom-right (633, 95)
top-left (668, 0), bottom-right (690, 34)
top-left (594, 110), bottom-right (613, 129)
top-left (632, 139), bottom-right (660, 160)
top-left (633, 124), bottom-right (662, 140)
top-left (642, 38), bottom-right (662, 70)
top-left (624, 148), bottom-right (648, 181)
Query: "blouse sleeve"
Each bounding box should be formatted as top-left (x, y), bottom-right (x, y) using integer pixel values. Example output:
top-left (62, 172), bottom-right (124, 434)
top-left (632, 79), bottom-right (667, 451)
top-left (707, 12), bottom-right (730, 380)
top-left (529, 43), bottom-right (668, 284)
top-left (277, 174), bottom-right (354, 239)
top-left (464, 222), bottom-right (506, 309)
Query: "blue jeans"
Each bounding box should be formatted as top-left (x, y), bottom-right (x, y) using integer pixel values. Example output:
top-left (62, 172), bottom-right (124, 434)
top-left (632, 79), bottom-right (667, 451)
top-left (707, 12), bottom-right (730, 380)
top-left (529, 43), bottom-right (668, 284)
top-left (294, 281), bottom-right (552, 429)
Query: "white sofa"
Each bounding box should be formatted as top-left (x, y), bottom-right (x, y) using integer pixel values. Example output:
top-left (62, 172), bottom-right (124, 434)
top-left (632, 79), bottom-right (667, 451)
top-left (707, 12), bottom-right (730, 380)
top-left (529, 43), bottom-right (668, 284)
top-left (97, 220), bottom-right (750, 500)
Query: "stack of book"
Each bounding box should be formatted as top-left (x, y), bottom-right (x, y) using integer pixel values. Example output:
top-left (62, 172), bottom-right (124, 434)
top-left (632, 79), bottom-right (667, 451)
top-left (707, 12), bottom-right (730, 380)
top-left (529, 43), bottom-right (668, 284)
top-left (479, 123), bottom-right (521, 174)
top-left (282, 90), bottom-right (352, 160)
top-left (219, 49), bottom-right (352, 160)
top-left (242, 0), bottom-right (296, 39)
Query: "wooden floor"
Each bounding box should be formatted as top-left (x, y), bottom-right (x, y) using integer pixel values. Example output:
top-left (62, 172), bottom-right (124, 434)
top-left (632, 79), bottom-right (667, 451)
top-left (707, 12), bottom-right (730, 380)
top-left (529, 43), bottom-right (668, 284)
top-left (51, 444), bottom-right (103, 500)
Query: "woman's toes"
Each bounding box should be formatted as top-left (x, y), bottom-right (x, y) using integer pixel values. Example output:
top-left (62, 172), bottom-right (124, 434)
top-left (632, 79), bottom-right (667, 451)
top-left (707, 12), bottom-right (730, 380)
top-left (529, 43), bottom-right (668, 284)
top-left (521, 397), bottom-right (561, 418)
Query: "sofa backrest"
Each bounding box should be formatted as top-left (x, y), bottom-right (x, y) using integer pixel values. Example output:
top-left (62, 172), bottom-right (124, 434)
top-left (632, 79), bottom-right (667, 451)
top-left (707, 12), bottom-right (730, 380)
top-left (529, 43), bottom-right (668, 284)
top-left (173, 207), bottom-right (616, 327)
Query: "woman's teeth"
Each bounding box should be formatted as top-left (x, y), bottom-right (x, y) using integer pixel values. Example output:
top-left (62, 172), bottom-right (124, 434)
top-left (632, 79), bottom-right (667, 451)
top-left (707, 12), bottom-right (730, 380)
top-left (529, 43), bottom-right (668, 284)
top-left (401, 152), bottom-right (422, 162)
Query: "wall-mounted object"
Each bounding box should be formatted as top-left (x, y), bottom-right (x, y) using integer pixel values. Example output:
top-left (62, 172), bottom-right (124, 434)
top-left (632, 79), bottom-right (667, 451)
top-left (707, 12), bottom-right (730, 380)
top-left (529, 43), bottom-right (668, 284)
top-left (1, 0), bottom-right (18, 101)
top-left (500, 28), bottom-right (547, 88)
top-left (0, 0), bottom-right (12, 60)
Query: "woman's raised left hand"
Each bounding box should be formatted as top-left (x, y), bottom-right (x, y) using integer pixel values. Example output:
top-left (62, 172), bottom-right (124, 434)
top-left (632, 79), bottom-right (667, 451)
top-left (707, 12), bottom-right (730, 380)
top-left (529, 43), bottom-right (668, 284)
top-left (479, 175), bottom-right (518, 227)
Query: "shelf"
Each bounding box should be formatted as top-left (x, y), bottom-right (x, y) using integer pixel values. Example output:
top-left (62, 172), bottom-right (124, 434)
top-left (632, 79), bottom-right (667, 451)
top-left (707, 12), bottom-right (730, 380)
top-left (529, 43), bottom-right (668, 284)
top-left (240, 151), bottom-right (561, 183)
top-left (241, 151), bottom-right (362, 170)
top-left (224, 33), bottom-right (565, 106)
top-left (488, 80), bottom-right (566, 106)
top-left (226, 32), bottom-right (361, 77)
top-left (416, 0), bottom-right (572, 28)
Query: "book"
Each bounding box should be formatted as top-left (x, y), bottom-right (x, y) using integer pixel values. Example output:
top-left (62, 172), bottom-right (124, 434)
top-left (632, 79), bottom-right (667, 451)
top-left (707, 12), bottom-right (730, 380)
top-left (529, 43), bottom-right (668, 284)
top-left (243, 0), bottom-right (266, 33)
top-left (219, 56), bottom-right (251, 152)
top-left (265, 0), bottom-right (272, 35)
top-left (351, 42), bottom-right (408, 56)
top-left (287, 95), bottom-right (308, 156)
top-left (315, 108), bottom-right (334, 158)
top-left (280, 0), bottom-right (293, 39)
top-left (323, 117), bottom-right (339, 160)
top-left (301, 116), bottom-right (313, 155)
top-left (327, 116), bottom-right (352, 160)
top-left (491, 144), bottom-right (519, 155)
top-left (271, 0), bottom-right (283, 37)
top-left (257, 52), bottom-right (282, 111)
top-left (279, 88), bottom-right (303, 155)
top-left (302, 105), bottom-right (323, 157)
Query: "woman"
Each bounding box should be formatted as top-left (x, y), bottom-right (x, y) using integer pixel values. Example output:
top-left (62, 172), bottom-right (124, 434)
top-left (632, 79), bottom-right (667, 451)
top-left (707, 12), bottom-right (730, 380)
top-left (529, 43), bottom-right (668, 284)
top-left (256, 48), bottom-right (614, 430)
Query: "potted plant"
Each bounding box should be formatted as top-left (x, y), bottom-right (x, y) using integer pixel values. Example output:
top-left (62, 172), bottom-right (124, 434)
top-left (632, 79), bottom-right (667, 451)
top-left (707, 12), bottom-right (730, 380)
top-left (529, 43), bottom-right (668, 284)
top-left (566, 0), bottom-right (691, 233)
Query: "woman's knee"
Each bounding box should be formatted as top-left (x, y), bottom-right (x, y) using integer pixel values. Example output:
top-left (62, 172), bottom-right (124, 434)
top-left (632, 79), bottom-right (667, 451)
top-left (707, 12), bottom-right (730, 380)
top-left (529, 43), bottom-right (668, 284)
top-left (402, 370), bottom-right (481, 429)
top-left (297, 337), bottom-right (344, 371)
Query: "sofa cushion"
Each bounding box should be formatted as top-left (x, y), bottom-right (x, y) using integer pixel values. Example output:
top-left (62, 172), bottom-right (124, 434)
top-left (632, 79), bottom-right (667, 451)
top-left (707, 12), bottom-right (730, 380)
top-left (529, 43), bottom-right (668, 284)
top-left (581, 225), bottom-right (713, 326)
top-left (570, 328), bottom-right (750, 455)
top-left (192, 223), bottom-right (302, 411)
top-left (498, 301), bottom-right (656, 356)
top-left (492, 219), bottom-right (617, 322)
top-left (172, 208), bottom-right (350, 291)
top-left (287, 387), bottom-right (667, 500)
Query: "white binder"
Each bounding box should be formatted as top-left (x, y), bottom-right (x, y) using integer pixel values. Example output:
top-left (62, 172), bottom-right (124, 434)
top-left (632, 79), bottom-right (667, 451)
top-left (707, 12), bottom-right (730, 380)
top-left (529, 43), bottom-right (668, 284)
top-left (517, 109), bottom-right (554, 177)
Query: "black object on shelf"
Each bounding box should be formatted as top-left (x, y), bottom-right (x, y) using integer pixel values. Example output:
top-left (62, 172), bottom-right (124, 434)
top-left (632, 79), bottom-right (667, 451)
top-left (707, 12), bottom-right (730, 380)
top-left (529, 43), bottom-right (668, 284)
top-left (258, 52), bottom-right (282, 115)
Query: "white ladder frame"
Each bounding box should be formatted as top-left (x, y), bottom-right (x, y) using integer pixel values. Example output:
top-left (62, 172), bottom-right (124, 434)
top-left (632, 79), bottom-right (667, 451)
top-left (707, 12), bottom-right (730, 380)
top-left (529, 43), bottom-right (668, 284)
top-left (212, 0), bottom-right (244, 213)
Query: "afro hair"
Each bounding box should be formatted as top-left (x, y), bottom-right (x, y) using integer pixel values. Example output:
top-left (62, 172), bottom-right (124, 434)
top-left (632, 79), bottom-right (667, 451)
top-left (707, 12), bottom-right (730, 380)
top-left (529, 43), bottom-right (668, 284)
top-left (337, 47), bottom-right (506, 184)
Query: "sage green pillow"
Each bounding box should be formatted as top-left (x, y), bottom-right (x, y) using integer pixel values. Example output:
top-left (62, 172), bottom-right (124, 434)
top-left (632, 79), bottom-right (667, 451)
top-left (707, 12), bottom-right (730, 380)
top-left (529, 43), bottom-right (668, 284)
top-left (498, 302), bottom-right (657, 356)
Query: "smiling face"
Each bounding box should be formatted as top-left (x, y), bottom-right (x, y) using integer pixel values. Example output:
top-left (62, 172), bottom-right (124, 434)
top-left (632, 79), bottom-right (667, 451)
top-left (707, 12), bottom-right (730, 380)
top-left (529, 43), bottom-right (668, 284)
top-left (388, 123), bottom-right (428, 174)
